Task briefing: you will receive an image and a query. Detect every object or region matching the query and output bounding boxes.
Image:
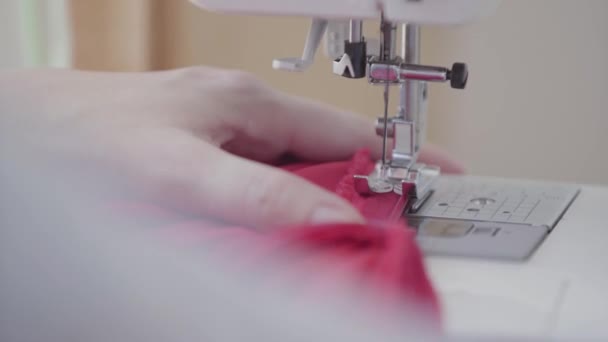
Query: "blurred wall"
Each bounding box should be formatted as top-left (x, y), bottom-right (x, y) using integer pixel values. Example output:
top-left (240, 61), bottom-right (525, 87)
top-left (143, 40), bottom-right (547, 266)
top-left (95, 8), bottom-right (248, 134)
top-left (70, 0), bottom-right (608, 185)
top-left (70, 0), bottom-right (153, 71)
top-left (424, 0), bottom-right (608, 185)
top-left (0, 1), bottom-right (25, 68)
top-left (0, 0), bottom-right (71, 68)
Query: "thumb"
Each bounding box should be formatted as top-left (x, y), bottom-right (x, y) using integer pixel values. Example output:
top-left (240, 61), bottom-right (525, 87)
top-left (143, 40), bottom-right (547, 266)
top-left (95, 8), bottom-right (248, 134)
top-left (155, 143), bottom-right (365, 230)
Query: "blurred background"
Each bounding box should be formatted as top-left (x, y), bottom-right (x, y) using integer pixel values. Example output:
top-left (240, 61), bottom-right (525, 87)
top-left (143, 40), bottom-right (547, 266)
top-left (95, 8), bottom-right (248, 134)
top-left (1, 0), bottom-right (607, 185)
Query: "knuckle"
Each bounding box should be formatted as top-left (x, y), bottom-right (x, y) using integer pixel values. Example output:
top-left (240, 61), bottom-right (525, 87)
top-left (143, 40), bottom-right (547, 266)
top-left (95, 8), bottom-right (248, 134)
top-left (162, 67), bottom-right (216, 93)
top-left (242, 172), bottom-right (295, 221)
top-left (172, 66), bottom-right (212, 82)
top-left (218, 70), bottom-right (280, 118)
top-left (220, 70), bottom-right (263, 94)
top-left (165, 67), bottom-right (265, 94)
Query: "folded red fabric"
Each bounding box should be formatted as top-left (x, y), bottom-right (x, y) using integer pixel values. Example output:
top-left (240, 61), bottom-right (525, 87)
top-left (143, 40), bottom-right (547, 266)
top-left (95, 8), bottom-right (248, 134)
top-left (117, 149), bottom-right (440, 325)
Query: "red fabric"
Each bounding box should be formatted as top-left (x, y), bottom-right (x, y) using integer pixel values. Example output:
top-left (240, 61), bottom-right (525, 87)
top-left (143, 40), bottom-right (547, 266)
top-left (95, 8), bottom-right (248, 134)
top-left (115, 150), bottom-right (440, 325)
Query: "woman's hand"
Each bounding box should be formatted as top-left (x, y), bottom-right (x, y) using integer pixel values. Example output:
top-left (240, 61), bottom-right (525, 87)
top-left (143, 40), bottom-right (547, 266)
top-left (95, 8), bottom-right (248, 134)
top-left (0, 67), bottom-right (464, 229)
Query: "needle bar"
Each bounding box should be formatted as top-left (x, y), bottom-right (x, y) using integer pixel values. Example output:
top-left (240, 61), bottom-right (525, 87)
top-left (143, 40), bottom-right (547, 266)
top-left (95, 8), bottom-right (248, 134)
top-left (381, 76), bottom-right (390, 167)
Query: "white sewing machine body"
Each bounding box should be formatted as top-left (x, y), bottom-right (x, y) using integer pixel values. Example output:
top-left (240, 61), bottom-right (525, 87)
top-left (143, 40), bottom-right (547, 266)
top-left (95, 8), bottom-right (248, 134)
top-left (424, 178), bottom-right (608, 339)
top-left (192, 0), bottom-right (501, 24)
top-left (191, 0), bottom-right (608, 339)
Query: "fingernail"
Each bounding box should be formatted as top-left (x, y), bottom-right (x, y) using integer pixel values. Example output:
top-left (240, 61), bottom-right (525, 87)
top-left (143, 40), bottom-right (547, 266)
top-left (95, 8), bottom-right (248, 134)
top-left (310, 207), bottom-right (363, 225)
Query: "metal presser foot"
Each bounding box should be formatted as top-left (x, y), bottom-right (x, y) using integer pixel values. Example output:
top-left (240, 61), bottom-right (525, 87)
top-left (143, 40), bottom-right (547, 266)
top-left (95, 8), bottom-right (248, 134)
top-left (353, 162), bottom-right (440, 211)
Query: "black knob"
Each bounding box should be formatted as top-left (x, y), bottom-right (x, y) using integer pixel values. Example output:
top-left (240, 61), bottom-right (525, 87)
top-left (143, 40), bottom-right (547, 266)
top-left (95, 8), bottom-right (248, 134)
top-left (335, 41), bottom-right (367, 79)
top-left (449, 62), bottom-right (468, 89)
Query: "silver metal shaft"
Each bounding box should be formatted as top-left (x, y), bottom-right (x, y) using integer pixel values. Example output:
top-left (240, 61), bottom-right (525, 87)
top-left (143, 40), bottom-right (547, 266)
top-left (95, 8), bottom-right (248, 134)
top-left (399, 24), bottom-right (420, 122)
top-left (381, 75), bottom-right (390, 166)
top-left (397, 23), bottom-right (422, 162)
top-left (379, 17), bottom-right (396, 167)
top-left (349, 20), bottom-right (363, 43)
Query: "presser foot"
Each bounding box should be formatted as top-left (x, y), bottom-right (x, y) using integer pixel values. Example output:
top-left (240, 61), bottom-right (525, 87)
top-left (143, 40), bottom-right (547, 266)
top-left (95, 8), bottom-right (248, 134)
top-left (354, 161), bottom-right (440, 211)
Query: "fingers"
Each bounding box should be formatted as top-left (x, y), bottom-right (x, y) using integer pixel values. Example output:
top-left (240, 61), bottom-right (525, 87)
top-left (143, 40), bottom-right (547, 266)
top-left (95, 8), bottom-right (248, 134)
top-left (140, 134), bottom-right (364, 230)
top-left (418, 144), bottom-right (467, 174)
top-left (162, 68), bottom-right (465, 174)
top-left (273, 93), bottom-right (466, 174)
top-left (197, 150), bottom-right (365, 230)
top-left (270, 93), bottom-right (383, 162)
top-left (136, 134), bottom-right (463, 231)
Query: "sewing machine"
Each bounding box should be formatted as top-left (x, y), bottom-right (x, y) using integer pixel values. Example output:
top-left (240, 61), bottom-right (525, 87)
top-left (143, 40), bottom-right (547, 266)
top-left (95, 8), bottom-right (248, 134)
top-left (193, 0), bottom-right (608, 339)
